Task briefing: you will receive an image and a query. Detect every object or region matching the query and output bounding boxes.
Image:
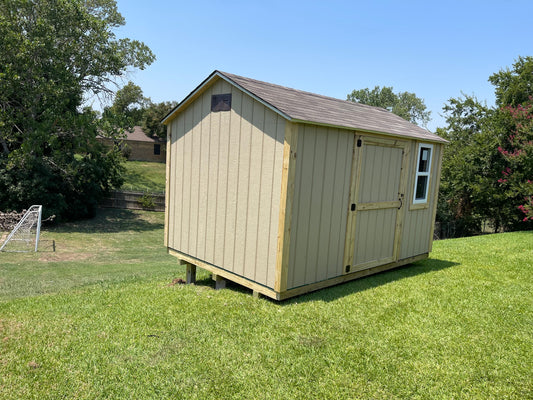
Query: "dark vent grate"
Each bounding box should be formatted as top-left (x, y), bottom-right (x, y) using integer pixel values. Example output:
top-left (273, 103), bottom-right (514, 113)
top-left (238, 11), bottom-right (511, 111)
top-left (211, 93), bottom-right (232, 112)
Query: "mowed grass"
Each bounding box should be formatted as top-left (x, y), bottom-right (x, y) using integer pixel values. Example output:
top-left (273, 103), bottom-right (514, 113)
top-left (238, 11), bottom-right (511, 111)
top-left (0, 211), bottom-right (532, 399)
top-left (120, 160), bottom-right (166, 192)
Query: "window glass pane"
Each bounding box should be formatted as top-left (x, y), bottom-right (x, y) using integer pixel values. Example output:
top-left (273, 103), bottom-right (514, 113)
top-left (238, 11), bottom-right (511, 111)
top-left (415, 176), bottom-right (428, 200)
top-left (418, 147), bottom-right (431, 172)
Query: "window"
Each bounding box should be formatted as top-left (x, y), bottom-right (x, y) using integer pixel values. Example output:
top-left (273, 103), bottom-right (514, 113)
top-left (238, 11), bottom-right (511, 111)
top-left (211, 93), bottom-right (232, 112)
top-left (413, 143), bottom-right (433, 204)
top-left (154, 144), bottom-right (161, 155)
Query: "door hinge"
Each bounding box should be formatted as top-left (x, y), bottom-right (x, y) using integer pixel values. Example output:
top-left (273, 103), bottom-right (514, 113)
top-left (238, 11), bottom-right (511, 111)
top-left (357, 138), bottom-right (362, 147)
top-left (351, 203), bottom-right (356, 211)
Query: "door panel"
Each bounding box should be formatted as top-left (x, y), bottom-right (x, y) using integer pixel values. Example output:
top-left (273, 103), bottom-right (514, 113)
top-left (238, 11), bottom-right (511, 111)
top-left (343, 136), bottom-right (408, 273)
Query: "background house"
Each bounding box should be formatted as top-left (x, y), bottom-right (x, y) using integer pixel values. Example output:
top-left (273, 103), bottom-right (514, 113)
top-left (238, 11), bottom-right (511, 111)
top-left (99, 126), bottom-right (166, 163)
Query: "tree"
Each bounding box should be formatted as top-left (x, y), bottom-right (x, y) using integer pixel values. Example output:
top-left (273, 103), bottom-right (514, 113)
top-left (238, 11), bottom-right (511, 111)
top-left (436, 96), bottom-right (508, 235)
top-left (141, 101), bottom-right (177, 140)
top-left (437, 56), bottom-right (533, 235)
top-left (495, 100), bottom-right (533, 222)
top-left (108, 81), bottom-right (147, 126)
top-left (490, 56), bottom-right (533, 224)
top-left (347, 86), bottom-right (431, 127)
top-left (489, 56), bottom-right (533, 107)
top-left (0, 0), bottom-right (155, 220)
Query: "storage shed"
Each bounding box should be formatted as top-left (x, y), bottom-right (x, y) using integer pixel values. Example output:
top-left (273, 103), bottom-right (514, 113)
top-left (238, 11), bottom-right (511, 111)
top-left (162, 71), bottom-right (447, 300)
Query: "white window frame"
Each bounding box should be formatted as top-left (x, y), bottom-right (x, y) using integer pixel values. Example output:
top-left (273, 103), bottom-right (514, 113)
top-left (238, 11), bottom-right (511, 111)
top-left (412, 143), bottom-right (433, 205)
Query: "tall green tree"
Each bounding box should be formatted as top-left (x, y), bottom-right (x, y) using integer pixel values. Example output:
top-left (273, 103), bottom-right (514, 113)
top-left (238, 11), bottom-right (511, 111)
top-left (0, 0), bottom-right (155, 220)
top-left (489, 56), bottom-right (533, 107)
top-left (347, 86), bottom-right (431, 127)
top-left (436, 96), bottom-right (508, 235)
top-left (142, 101), bottom-right (177, 140)
top-left (107, 81), bottom-right (147, 126)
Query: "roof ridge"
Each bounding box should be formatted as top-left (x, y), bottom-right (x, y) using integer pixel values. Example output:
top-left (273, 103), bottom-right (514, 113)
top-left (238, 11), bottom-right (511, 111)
top-left (218, 70), bottom-right (391, 114)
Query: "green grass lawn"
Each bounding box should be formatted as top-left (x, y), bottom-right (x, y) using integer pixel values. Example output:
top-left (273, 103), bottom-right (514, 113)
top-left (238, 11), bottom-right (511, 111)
top-left (0, 211), bottom-right (531, 399)
top-left (120, 160), bottom-right (166, 192)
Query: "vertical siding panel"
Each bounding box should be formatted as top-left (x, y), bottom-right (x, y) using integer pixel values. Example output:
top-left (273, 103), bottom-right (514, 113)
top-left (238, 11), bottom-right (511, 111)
top-left (316, 128), bottom-right (337, 282)
top-left (167, 121), bottom-right (175, 249)
top-left (288, 127), bottom-right (305, 288)
top-left (308, 127), bottom-right (327, 283)
top-left (375, 146), bottom-right (386, 201)
top-left (409, 212), bottom-right (417, 256)
top-left (205, 98), bottom-right (219, 263)
top-left (255, 109), bottom-right (277, 285)
top-left (175, 116), bottom-right (186, 251)
top-left (353, 213), bottom-right (366, 264)
top-left (223, 88), bottom-right (242, 270)
top-left (244, 100), bottom-right (264, 280)
top-left (380, 147), bottom-right (391, 201)
top-left (169, 120), bottom-right (180, 249)
top-left (289, 126), bottom-right (311, 288)
top-left (234, 94), bottom-right (253, 277)
top-left (181, 107), bottom-right (194, 254)
top-left (294, 125), bottom-right (316, 287)
top-left (332, 132), bottom-right (353, 277)
top-left (196, 89), bottom-right (211, 261)
top-left (401, 208), bottom-right (412, 258)
top-left (358, 148), bottom-right (369, 203)
top-left (266, 116), bottom-right (285, 288)
top-left (214, 95), bottom-right (230, 267)
top-left (386, 209), bottom-right (396, 256)
top-left (413, 211), bottom-right (423, 254)
top-left (189, 98), bottom-right (202, 256)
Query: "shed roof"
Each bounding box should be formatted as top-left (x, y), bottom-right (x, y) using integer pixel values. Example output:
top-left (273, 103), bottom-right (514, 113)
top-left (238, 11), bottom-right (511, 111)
top-left (163, 71), bottom-right (447, 144)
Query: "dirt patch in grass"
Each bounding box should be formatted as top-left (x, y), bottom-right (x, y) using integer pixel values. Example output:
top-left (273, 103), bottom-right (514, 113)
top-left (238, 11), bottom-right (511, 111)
top-left (0, 319), bottom-right (23, 336)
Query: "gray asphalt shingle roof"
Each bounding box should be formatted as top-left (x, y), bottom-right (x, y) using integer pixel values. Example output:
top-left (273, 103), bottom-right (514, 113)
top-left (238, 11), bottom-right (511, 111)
top-left (164, 70), bottom-right (447, 144)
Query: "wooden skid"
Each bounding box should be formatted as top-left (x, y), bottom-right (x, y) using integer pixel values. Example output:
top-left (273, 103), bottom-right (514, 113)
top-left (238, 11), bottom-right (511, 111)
top-left (169, 248), bottom-right (427, 301)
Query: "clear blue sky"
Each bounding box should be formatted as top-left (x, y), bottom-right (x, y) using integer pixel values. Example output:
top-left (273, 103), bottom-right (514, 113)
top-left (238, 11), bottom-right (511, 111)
top-left (112, 0), bottom-right (533, 132)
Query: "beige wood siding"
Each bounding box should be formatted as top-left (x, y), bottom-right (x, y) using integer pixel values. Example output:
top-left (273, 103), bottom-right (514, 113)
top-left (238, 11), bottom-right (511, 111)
top-left (400, 142), bottom-right (443, 258)
top-left (167, 78), bottom-right (285, 288)
top-left (287, 125), bottom-right (353, 290)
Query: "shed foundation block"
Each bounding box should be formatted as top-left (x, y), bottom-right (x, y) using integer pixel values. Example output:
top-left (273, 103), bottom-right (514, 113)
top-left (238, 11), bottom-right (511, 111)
top-left (185, 263), bottom-right (196, 284)
top-left (212, 274), bottom-right (226, 290)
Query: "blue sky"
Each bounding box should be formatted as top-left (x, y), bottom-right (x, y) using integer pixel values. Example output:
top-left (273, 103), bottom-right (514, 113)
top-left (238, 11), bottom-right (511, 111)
top-left (113, 0), bottom-right (533, 132)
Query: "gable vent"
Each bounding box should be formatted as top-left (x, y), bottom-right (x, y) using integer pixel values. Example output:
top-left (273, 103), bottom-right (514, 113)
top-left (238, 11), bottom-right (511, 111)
top-left (211, 93), bottom-right (232, 112)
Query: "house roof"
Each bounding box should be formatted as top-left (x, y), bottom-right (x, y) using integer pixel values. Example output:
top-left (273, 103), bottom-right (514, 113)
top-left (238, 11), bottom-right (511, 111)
top-left (163, 70), bottom-right (447, 144)
top-left (124, 126), bottom-right (165, 143)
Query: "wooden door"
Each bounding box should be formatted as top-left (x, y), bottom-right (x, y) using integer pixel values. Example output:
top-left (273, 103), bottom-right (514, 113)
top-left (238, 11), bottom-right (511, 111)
top-left (343, 135), bottom-right (409, 273)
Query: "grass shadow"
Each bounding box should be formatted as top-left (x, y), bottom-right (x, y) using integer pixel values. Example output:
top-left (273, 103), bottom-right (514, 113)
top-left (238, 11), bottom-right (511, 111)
top-left (281, 258), bottom-right (458, 304)
top-left (179, 258), bottom-right (458, 302)
top-left (48, 208), bottom-right (164, 234)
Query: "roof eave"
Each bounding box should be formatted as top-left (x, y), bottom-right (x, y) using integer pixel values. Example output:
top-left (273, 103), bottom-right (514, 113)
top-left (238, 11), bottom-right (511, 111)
top-left (290, 118), bottom-right (449, 144)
